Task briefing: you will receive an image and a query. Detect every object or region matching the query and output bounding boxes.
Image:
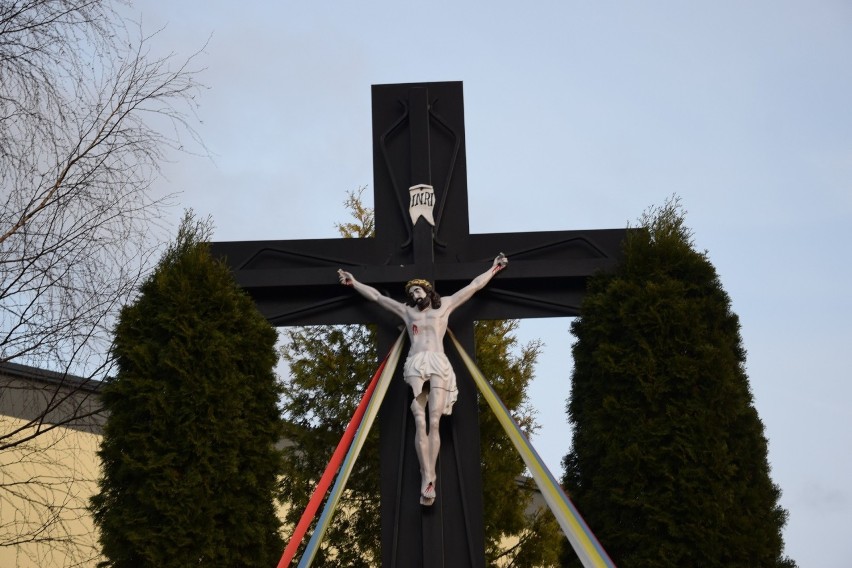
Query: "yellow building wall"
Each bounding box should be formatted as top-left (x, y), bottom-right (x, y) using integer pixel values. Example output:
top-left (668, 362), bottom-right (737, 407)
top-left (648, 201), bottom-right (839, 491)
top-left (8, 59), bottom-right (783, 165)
top-left (0, 416), bottom-right (103, 567)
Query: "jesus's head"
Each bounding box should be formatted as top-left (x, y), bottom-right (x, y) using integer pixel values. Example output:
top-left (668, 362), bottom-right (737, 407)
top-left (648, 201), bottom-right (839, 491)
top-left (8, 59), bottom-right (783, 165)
top-left (405, 279), bottom-right (441, 310)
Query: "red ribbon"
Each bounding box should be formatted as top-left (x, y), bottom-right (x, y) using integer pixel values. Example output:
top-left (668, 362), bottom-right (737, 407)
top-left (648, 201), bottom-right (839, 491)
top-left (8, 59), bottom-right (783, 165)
top-left (277, 356), bottom-right (388, 568)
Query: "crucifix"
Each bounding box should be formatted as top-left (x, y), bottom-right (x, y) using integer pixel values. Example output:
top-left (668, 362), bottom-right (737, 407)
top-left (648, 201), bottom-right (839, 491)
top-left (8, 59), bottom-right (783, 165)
top-left (211, 81), bottom-right (626, 567)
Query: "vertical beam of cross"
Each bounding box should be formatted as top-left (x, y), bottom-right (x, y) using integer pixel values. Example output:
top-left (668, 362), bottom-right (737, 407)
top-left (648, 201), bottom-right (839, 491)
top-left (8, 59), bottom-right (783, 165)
top-left (375, 84), bottom-right (485, 568)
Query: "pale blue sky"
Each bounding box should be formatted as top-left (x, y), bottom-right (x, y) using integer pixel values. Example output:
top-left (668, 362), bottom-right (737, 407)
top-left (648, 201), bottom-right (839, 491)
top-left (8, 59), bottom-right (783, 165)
top-left (132, 1), bottom-right (851, 565)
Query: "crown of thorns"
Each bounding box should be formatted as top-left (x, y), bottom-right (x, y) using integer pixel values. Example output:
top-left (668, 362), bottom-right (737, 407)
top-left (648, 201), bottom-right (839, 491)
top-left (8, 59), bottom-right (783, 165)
top-left (405, 279), bottom-right (433, 294)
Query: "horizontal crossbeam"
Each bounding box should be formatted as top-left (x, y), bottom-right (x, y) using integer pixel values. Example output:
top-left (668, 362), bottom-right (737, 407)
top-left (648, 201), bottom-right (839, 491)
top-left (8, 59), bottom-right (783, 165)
top-left (211, 228), bottom-right (624, 325)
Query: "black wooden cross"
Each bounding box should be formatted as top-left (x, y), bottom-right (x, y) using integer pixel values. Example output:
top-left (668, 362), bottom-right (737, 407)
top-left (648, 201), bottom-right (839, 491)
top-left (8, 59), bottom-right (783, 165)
top-left (211, 82), bottom-right (626, 568)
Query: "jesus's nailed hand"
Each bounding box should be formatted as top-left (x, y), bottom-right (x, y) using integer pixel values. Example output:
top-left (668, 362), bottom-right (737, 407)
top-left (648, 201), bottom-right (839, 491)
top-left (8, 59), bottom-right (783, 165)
top-left (337, 269), bottom-right (354, 286)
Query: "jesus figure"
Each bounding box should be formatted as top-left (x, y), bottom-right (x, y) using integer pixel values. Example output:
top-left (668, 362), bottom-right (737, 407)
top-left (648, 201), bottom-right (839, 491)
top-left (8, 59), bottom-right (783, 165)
top-left (338, 253), bottom-right (507, 505)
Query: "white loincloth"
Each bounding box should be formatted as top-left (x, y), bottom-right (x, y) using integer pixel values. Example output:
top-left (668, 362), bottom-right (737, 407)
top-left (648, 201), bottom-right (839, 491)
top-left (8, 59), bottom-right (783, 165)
top-left (403, 352), bottom-right (459, 415)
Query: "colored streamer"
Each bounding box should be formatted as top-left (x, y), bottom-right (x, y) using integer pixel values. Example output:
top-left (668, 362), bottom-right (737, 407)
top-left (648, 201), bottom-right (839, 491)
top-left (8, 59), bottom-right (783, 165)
top-left (277, 356), bottom-right (390, 568)
top-left (296, 331), bottom-right (405, 568)
top-left (448, 330), bottom-right (616, 568)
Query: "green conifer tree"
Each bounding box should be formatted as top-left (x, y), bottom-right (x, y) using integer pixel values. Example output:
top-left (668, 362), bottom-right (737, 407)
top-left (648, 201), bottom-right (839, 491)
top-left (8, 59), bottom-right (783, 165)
top-left (562, 199), bottom-right (795, 567)
top-left (278, 190), bottom-right (561, 566)
top-left (90, 214), bottom-right (285, 568)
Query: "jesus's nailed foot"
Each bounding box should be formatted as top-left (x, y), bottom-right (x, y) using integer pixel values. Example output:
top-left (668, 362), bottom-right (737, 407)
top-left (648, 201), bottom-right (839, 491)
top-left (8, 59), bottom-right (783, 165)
top-left (422, 481), bottom-right (436, 499)
top-left (420, 481), bottom-right (436, 506)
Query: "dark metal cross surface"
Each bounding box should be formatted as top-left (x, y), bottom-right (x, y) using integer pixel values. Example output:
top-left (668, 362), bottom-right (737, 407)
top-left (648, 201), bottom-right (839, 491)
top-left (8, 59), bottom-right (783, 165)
top-left (211, 82), bottom-right (626, 567)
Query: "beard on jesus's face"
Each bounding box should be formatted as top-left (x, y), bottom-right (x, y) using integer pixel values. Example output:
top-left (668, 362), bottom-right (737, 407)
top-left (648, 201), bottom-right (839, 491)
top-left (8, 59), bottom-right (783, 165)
top-left (414, 295), bottom-right (430, 310)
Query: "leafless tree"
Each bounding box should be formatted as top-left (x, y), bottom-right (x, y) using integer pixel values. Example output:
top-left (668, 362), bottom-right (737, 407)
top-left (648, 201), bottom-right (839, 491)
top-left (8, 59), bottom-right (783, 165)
top-left (0, 0), bottom-right (205, 560)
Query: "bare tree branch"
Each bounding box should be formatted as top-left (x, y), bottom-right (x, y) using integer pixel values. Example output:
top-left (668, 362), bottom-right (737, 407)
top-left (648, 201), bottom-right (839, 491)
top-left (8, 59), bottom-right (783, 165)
top-left (1, 0), bottom-right (206, 557)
